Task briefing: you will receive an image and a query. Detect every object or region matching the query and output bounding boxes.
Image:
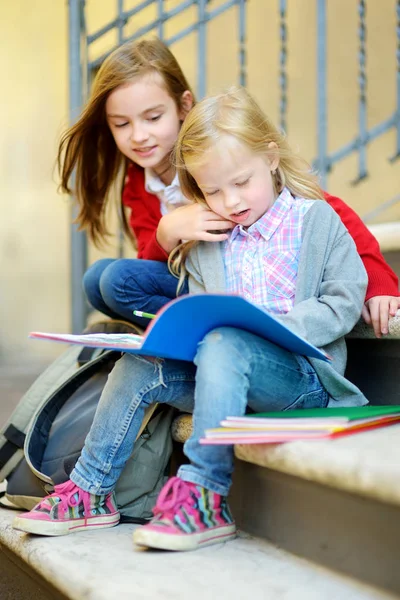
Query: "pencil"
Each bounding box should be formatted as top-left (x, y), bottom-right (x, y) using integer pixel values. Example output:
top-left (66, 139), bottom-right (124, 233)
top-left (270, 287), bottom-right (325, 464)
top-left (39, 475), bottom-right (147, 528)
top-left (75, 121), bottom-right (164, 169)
top-left (133, 310), bottom-right (156, 319)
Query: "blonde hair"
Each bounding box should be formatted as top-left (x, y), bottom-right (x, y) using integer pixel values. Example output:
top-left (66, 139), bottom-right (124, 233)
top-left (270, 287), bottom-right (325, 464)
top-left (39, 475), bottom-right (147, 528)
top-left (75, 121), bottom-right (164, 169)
top-left (170, 85), bottom-right (323, 283)
top-left (58, 37), bottom-right (194, 246)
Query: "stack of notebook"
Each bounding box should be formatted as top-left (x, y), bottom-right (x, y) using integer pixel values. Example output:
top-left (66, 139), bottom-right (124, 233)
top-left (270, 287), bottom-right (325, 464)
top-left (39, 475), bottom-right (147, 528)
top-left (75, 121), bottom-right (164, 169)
top-left (200, 406), bottom-right (400, 445)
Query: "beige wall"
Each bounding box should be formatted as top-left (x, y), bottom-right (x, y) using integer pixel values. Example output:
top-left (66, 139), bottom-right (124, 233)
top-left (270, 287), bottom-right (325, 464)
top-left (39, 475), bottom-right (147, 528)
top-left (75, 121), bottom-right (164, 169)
top-left (1, 0), bottom-right (399, 362)
top-left (0, 2), bottom-right (70, 362)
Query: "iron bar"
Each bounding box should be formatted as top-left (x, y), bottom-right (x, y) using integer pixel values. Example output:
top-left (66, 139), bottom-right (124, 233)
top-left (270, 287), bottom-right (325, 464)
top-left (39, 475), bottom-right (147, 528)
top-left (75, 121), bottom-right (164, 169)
top-left (68, 0), bottom-right (88, 333)
top-left (238, 0), bottom-right (247, 86)
top-left (88, 0), bottom-right (196, 69)
top-left (316, 0), bottom-right (328, 188)
top-left (117, 0), bottom-right (125, 259)
top-left (353, 0), bottom-right (368, 183)
top-left (390, 0), bottom-right (400, 161)
top-left (198, 0), bottom-right (207, 98)
top-left (87, 0), bottom-right (153, 44)
top-left (279, 0), bottom-right (288, 133)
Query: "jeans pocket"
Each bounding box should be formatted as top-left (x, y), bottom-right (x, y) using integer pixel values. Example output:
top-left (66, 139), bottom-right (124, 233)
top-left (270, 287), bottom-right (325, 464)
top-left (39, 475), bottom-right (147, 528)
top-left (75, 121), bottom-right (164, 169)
top-left (283, 387), bottom-right (329, 411)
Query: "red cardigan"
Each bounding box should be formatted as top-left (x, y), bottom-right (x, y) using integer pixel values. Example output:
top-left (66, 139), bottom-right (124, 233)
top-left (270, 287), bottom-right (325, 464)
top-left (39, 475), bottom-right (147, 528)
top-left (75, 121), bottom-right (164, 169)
top-left (122, 163), bottom-right (399, 301)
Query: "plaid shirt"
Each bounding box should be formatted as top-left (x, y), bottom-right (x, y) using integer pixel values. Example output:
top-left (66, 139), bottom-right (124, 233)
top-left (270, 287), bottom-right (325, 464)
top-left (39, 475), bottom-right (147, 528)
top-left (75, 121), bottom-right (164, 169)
top-left (223, 188), bottom-right (315, 315)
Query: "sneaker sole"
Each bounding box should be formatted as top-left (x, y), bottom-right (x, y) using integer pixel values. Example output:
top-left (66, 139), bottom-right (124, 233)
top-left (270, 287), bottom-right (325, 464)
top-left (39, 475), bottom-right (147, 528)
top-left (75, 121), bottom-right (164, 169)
top-left (13, 513), bottom-right (120, 536)
top-left (133, 523), bottom-right (237, 551)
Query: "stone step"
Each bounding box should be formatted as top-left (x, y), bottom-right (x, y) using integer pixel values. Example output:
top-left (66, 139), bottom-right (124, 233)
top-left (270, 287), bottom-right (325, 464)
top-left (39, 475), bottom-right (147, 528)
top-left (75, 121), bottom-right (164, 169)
top-left (172, 416), bottom-right (400, 594)
top-left (172, 416), bottom-right (400, 510)
top-left (2, 322), bottom-right (400, 598)
top-left (235, 421), bottom-right (400, 508)
top-left (0, 506), bottom-right (397, 600)
top-left (230, 422), bottom-right (400, 595)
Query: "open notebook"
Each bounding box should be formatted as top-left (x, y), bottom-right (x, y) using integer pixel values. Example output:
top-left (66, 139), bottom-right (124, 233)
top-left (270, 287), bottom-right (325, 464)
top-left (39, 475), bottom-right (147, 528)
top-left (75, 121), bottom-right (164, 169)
top-left (30, 293), bottom-right (330, 363)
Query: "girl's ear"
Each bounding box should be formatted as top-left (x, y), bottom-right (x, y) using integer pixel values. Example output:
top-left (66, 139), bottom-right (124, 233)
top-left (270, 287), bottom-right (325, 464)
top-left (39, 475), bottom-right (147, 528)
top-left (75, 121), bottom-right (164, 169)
top-left (267, 141), bottom-right (280, 172)
top-left (179, 90), bottom-right (194, 120)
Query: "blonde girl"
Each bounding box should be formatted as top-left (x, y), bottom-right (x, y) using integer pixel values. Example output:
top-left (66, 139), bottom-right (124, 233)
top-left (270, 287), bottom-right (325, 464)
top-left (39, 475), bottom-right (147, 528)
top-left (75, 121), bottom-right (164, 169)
top-left (15, 88), bottom-right (369, 552)
top-left (60, 38), bottom-right (398, 334)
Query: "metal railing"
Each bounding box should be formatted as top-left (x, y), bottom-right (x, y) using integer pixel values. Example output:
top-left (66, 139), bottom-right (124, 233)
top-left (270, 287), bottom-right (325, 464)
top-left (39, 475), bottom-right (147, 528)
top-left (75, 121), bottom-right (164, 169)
top-left (311, 0), bottom-right (400, 188)
top-left (68, 0), bottom-right (400, 332)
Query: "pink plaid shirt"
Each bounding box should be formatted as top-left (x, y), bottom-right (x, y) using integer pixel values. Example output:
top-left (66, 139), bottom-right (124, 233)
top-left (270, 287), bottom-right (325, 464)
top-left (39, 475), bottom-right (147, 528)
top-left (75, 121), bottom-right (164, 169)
top-left (223, 188), bottom-right (315, 315)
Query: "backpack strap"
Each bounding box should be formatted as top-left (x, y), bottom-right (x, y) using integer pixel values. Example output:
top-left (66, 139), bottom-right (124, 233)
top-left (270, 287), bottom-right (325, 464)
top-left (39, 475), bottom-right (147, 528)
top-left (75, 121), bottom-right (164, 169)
top-left (119, 515), bottom-right (148, 525)
top-left (0, 424), bottom-right (26, 471)
top-left (77, 346), bottom-right (101, 367)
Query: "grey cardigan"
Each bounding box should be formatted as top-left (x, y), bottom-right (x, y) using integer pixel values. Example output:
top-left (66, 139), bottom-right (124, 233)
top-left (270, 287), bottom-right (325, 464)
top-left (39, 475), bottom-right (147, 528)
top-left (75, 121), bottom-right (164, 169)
top-left (185, 199), bottom-right (369, 407)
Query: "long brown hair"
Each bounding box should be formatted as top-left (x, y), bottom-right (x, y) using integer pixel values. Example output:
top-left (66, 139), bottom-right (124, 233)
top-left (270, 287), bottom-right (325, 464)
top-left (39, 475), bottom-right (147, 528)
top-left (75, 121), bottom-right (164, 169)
top-left (58, 38), bottom-right (194, 246)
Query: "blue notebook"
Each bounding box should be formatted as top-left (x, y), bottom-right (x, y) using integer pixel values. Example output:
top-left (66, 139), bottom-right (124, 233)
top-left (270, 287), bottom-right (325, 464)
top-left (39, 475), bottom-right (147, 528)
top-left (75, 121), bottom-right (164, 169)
top-left (30, 293), bottom-right (330, 363)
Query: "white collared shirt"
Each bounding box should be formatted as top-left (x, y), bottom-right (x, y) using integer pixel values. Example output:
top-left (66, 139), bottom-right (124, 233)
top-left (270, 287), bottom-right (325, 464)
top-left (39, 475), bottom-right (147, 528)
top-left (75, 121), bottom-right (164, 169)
top-left (144, 169), bottom-right (191, 215)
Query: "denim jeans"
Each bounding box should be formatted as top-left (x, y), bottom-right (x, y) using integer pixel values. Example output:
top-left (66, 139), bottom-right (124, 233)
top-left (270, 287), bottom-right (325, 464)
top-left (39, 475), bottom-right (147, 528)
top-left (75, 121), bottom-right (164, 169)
top-left (83, 258), bottom-right (189, 327)
top-left (70, 327), bottom-right (329, 497)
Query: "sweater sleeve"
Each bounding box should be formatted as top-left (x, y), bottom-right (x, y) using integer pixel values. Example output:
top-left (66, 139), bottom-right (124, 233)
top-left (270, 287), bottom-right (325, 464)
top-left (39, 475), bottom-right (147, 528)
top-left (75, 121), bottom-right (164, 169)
top-left (324, 192), bottom-right (399, 300)
top-left (122, 165), bottom-right (169, 262)
top-left (276, 206), bottom-right (368, 349)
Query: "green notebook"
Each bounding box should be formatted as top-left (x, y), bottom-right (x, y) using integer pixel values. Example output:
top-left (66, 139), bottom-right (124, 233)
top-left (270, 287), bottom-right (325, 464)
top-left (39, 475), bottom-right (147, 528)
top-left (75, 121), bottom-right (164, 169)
top-left (246, 405), bottom-right (400, 421)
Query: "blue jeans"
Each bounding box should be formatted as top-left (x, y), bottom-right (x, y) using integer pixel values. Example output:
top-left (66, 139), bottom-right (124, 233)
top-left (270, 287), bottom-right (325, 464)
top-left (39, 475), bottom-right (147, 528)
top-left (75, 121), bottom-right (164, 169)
top-left (83, 258), bottom-right (189, 327)
top-left (70, 327), bottom-right (329, 497)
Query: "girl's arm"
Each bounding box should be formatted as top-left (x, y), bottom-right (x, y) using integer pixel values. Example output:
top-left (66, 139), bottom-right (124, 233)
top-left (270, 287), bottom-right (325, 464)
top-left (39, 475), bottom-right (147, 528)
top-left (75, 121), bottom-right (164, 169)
top-left (324, 192), bottom-right (399, 299)
top-left (156, 204), bottom-right (233, 255)
top-left (122, 165), bottom-right (169, 261)
top-left (324, 192), bottom-right (400, 336)
top-left (122, 164), bottom-right (233, 260)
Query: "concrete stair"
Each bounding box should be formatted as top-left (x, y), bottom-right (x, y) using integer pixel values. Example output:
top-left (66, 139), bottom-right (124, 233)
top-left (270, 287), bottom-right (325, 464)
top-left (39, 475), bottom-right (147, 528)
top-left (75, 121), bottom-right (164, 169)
top-left (0, 503), bottom-right (397, 600)
top-left (1, 318), bottom-right (400, 598)
top-left (170, 415), bottom-right (400, 596)
top-left (2, 416), bottom-right (400, 599)
top-left (170, 317), bottom-right (400, 596)
top-left (230, 424), bottom-right (400, 595)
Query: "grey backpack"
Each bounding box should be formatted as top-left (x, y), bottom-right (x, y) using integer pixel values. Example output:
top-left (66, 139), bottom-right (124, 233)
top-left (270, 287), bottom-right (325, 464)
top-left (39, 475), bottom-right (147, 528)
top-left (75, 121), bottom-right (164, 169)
top-left (0, 328), bottom-right (174, 523)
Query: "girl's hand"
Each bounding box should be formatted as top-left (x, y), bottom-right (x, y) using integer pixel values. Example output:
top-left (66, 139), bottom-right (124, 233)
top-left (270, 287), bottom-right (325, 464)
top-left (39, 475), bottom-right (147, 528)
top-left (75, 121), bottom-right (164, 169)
top-left (156, 203), bottom-right (235, 254)
top-left (361, 295), bottom-right (400, 338)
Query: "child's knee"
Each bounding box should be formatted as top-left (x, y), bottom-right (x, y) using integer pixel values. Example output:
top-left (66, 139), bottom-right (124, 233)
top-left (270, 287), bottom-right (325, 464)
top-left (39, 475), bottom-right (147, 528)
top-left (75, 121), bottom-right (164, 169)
top-left (118, 352), bottom-right (160, 372)
top-left (108, 353), bottom-right (157, 388)
top-left (100, 259), bottom-right (145, 303)
top-left (99, 260), bottom-right (126, 296)
top-left (204, 326), bottom-right (241, 346)
top-left (83, 258), bottom-right (114, 295)
top-left (195, 327), bottom-right (244, 367)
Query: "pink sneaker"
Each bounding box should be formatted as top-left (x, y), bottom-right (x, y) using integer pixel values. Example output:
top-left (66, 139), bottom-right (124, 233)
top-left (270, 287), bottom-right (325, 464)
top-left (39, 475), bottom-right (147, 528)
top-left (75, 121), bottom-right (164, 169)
top-left (12, 480), bottom-right (119, 536)
top-left (133, 476), bottom-right (236, 551)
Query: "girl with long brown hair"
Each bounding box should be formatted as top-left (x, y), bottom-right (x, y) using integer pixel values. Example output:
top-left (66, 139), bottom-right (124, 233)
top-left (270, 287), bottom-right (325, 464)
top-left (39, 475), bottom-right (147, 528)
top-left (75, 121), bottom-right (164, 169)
top-left (59, 37), bottom-right (233, 327)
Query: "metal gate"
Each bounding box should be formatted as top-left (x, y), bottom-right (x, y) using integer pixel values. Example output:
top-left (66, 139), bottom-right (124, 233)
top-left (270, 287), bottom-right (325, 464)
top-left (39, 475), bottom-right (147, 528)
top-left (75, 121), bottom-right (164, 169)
top-left (68, 0), bottom-right (400, 332)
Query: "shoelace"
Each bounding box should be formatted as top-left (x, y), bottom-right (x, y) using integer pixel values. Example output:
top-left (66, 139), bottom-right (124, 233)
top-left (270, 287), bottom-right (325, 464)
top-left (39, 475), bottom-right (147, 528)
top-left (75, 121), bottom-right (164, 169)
top-left (152, 477), bottom-right (195, 517)
top-left (38, 480), bottom-right (92, 522)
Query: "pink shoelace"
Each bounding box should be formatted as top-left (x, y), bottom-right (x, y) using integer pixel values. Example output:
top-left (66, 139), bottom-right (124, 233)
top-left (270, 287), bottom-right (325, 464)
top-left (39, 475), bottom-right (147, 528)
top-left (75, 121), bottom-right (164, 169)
top-left (152, 477), bottom-right (196, 518)
top-left (38, 480), bottom-right (92, 522)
